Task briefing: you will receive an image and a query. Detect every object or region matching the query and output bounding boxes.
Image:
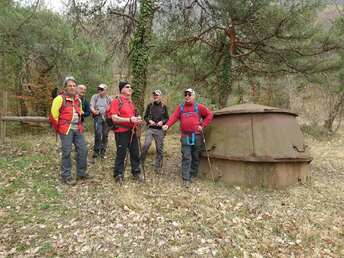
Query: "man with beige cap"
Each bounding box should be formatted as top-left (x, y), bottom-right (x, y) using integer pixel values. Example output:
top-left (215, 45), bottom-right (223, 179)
top-left (90, 83), bottom-right (112, 160)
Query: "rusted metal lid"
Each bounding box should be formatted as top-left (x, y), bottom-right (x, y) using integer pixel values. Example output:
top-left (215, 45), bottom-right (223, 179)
top-left (214, 103), bottom-right (298, 116)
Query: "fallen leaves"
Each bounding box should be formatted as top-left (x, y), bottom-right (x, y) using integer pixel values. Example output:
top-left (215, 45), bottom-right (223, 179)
top-left (0, 132), bottom-right (344, 257)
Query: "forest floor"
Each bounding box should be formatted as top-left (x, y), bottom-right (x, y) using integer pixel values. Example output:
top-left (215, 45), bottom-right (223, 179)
top-left (0, 129), bottom-right (343, 257)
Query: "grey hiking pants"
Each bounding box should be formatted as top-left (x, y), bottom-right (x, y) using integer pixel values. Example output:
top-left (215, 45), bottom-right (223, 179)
top-left (181, 134), bottom-right (203, 181)
top-left (93, 115), bottom-right (109, 156)
top-left (59, 129), bottom-right (88, 179)
top-left (141, 128), bottom-right (165, 169)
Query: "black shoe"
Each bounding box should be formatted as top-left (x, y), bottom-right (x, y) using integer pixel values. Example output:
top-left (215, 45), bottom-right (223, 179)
top-left (115, 175), bottom-right (123, 185)
top-left (182, 180), bottom-right (191, 188)
top-left (133, 173), bottom-right (144, 182)
top-left (154, 167), bottom-right (162, 175)
top-left (76, 174), bottom-right (93, 180)
top-left (190, 172), bottom-right (197, 178)
top-left (100, 151), bottom-right (106, 159)
top-left (61, 177), bottom-right (76, 186)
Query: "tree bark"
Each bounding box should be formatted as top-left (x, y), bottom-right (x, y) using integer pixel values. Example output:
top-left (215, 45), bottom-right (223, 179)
top-left (324, 90), bottom-right (344, 132)
top-left (130, 0), bottom-right (156, 115)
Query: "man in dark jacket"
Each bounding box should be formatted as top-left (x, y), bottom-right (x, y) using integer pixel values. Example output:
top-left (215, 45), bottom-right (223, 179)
top-left (77, 84), bottom-right (90, 123)
top-left (141, 90), bottom-right (169, 174)
top-left (163, 88), bottom-right (213, 187)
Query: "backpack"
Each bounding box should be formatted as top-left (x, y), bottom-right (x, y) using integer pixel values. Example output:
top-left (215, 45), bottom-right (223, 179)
top-left (180, 102), bottom-right (202, 145)
top-left (180, 102), bottom-right (199, 114)
top-left (92, 94), bottom-right (112, 118)
top-left (105, 96), bottom-right (124, 129)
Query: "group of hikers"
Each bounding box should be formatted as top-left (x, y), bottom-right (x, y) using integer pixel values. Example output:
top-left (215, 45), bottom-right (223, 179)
top-left (49, 76), bottom-right (213, 188)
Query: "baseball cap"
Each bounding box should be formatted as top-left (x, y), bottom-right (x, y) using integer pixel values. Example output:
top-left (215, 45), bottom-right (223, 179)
top-left (152, 89), bottom-right (162, 96)
top-left (98, 84), bottom-right (108, 90)
top-left (184, 88), bottom-right (195, 96)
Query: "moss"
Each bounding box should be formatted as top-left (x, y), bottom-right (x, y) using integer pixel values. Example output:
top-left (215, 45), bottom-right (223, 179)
top-left (131, 0), bottom-right (156, 115)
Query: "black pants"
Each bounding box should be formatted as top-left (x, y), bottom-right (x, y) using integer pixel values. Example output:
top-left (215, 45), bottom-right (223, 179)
top-left (114, 130), bottom-right (141, 177)
top-left (93, 115), bottom-right (109, 156)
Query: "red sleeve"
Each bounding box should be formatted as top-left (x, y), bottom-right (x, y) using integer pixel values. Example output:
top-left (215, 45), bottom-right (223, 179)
top-left (166, 105), bottom-right (181, 128)
top-left (108, 98), bottom-right (120, 116)
top-left (199, 104), bottom-right (213, 128)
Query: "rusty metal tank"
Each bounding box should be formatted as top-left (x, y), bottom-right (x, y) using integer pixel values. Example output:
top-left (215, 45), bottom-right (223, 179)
top-left (200, 103), bottom-right (312, 188)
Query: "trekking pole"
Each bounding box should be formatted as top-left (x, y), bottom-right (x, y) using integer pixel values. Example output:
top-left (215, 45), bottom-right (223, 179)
top-left (201, 128), bottom-right (215, 183)
top-left (159, 130), bottom-right (166, 174)
top-left (124, 127), bottom-right (135, 172)
top-left (136, 124), bottom-right (146, 180)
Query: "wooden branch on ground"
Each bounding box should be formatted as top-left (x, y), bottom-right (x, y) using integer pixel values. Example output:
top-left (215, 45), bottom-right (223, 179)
top-left (0, 116), bottom-right (49, 123)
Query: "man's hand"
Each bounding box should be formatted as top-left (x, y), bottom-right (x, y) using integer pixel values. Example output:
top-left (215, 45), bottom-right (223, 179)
top-left (93, 110), bottom-right (100, 116)
top-left (162, 125), bottom-right (169, 131)
top-left (149, 120), bottom-right (156, 126)
top-left (131, 116), bottom-right (143, 124)
top-left (157, 121), bottom-right (163, 127)
top-left (196, 125), bottom-right (203, 133)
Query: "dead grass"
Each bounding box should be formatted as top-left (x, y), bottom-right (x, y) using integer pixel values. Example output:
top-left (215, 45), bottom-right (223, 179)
top-left (0, 130), bottom-right (344, 257)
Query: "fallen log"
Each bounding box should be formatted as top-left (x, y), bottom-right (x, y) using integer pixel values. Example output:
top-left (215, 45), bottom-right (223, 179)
top-left (0, 116), bottom-right (49, 123)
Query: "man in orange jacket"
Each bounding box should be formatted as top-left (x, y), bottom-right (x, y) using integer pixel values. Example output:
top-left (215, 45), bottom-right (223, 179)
top-left (50, 76), bottom-right (91, 185)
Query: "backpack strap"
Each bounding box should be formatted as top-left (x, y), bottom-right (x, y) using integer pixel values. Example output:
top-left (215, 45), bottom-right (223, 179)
top-left (194, 103), bottom-right (199, 113)
top-left (180, 103), bottom-right (184, 114)
top-left (106, 96), bottom-right (112, 105)
top-left (94, 94), bottom-right (99, 108)
top-left (116, 96), bottom-right (124, 113)
top-left (148, 102), bottom-right (164, 119)
top-left (180, 103), bottom-right (199, 114)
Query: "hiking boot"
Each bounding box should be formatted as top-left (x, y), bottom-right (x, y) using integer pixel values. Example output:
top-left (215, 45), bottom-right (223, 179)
top-left (115, 175), bottom-right (124, 185)
top-left (100, 151), bottom-right (107, 159)
top-left (190, 172), bottom-right (198, 178)
top-left (182, 180), bottom-right (191, 188)
top-left (76, 174), bottom-right (93, 180)
top-left (90, 153), bottom-right (99, 164)
top-left (133, 173), bottom-right (144, 182)
top-left (61, 177), bottom-right (76, 186)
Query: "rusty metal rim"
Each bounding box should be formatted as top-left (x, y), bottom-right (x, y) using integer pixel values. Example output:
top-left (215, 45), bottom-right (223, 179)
top-left (201, 153), bottom-right (312, 163)
top-left (214, 109), bottom-right (298, 117)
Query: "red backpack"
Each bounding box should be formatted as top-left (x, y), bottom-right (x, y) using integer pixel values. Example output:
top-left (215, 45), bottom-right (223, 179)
top-left (105, 96), bottom-right (124, 129)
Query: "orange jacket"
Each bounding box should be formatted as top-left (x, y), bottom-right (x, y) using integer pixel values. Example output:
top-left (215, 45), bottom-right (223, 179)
top-left (50, 94), bottom-right (84, 135)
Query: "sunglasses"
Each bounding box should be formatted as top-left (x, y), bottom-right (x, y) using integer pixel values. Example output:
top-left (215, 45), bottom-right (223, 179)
top-left (184, 92), bottom-right (192, 97)
top-left (98, 88), bottom-right (104, 91)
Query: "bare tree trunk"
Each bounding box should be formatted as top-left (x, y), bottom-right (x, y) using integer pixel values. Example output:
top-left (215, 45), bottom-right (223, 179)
top-left (324, 90), bottom-right (344, 132)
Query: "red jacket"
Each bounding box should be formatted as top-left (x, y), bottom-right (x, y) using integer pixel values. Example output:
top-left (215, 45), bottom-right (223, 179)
top-left (108, 95), bottom-right (137, 133)
top-left (166, 101), bottom-right (213, 135)
top-left (50, 94), bottom-right (83, 135)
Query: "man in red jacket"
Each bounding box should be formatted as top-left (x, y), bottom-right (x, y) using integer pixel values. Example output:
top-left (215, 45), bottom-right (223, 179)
top-left (108, 81), bottom-right (144, 184)
top-left (50, 76), bottom-right (90, 185)
top-left (162, 88), bottom-right (213, 187)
